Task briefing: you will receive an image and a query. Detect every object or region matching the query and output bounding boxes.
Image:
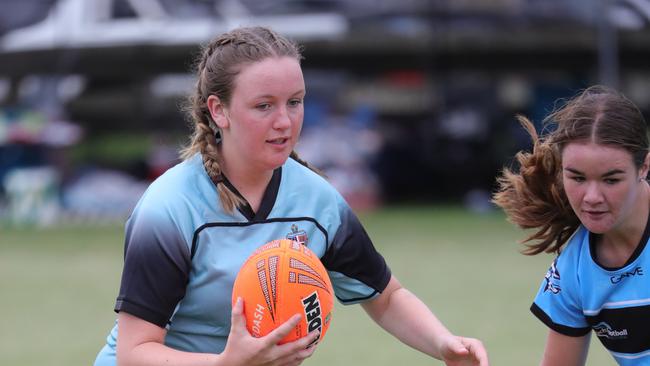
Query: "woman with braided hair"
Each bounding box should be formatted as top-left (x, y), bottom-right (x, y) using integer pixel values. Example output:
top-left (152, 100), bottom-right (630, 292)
top-left (94, 26), bottom-right (488, 366)
top-left (493, 85), bottom-right (650, 365)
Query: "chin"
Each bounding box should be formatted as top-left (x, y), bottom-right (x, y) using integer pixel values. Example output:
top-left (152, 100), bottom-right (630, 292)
top-left (582, 221), bottom-right (613, 235)
top-left (266, 157), bottom-right (290, 170)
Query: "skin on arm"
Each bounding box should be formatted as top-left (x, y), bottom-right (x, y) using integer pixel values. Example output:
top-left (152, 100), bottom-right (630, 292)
top-left (361, 275), bottom-right (489, 366)
top-left (116, 298), bottom-right (319, 366)
top-left (116, 312), bottom-right (220, 366)
top-left (540, 329), bottom-right (590, 366)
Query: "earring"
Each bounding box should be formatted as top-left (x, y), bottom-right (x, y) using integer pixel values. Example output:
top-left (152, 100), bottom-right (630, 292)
top-left (214, 129), bottom-right (222, 144)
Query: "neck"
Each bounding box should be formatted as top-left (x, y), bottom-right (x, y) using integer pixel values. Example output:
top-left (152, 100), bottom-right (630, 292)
top-left (598, 182), bottom-right (650, 267)
top-left (219, 156), bottom-right (274, 214)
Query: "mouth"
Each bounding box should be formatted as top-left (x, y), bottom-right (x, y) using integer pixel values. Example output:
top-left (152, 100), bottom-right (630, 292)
top-left (583, 210), bottom-right (607, 218)
top-left (267, 137), bottom-right (289, 145)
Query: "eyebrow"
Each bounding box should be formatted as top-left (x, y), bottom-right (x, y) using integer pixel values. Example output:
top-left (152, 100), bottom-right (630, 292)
top-left (564, 167), bottom-right (626, 177)
top-left (253, 90), bottom-right (306, 99)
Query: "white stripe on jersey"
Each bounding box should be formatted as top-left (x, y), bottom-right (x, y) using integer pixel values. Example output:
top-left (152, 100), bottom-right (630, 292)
top-left (583, 297), bottom-right (650, 315)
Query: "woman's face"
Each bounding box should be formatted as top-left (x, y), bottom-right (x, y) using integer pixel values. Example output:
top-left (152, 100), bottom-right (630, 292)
top-left (562, 141), bottom-right (647, 234)
top-left (214, 56), bottom-right (305, 174)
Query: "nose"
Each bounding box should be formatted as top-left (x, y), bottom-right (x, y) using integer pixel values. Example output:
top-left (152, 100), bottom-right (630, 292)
top-left (273, 106), bottom-right (291, 130)
top-left (583, 181), bottom-right (604, 205)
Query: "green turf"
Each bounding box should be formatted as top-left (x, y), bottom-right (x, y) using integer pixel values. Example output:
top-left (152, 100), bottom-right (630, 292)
top-left (0, 206), bottom-right (614, 365)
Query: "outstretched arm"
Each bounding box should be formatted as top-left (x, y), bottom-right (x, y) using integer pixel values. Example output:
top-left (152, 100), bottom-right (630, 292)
top-left (540, 329), bottom-right (590, 366)
top-left (361, 275), bottom-right (488, 366)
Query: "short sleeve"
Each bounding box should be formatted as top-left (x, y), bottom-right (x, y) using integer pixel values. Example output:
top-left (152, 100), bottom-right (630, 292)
top-left (114, 201), bottom-right (191, 327)
top-left (531, 256), bottom-right (591, 337)
top-left (320, 204), bottom-right (391, 304)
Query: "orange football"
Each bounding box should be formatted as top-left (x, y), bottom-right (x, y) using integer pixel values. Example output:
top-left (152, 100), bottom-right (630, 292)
top-left (232, 239), bottom-right (334, 345)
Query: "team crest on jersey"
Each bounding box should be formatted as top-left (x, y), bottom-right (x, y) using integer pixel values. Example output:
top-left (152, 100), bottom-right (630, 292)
top-left (543, 258), bottom-right (561, 294)
top-left (287, 224), bottom-right (308, 246)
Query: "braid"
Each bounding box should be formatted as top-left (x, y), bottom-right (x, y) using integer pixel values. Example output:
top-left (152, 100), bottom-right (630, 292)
top-left (180, 36), bottom-right (245, 213)
top-left (493, 116), bottom-right (579, 255)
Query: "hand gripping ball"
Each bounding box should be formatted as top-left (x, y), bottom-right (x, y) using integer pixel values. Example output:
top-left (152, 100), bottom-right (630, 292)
top-left (232, 239), bottom-right (334, 345)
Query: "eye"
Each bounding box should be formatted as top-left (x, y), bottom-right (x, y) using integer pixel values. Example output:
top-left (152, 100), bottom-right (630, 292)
top-left (256, 103), bottom-right (271, 111)
top-left (570, 176), bottom-right (585, 183)
top-left (604, 178), bottom-right (620, 185)
top-left (288, 98), bottom-right (303, 107)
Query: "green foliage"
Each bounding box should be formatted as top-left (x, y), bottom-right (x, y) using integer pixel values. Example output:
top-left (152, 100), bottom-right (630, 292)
top-left (0, 206), bottom-right (613, 366)
top-left (69, 133), bottom-right (153, 167)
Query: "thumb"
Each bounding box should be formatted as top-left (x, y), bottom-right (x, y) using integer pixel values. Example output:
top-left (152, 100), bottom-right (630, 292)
top-left (230, 297), bottom-right (247, 332)
top-left (267, 313), bottom-right (301, 345)
top-left (445, 337), bottom-right (469, 357)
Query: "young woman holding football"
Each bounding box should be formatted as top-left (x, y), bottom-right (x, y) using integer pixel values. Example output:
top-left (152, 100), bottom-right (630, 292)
top-left (94, 26), bottom-right (488, 366)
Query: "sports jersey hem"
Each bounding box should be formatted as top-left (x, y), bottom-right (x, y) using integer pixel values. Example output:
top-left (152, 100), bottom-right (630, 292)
top-left (336, 290), bottom-right (380, 304)
top-left (530, 303), bottom-right (591, 337)
top-left (336, 268), bottom-right (392, 304)
top-left (115, 298), bottom-right (169, 328)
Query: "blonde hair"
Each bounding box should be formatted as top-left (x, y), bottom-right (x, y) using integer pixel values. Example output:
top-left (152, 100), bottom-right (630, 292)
top-left (181, 26), bottom-right (319, 213)
top-left (493, 85), bottom-right (649, 254)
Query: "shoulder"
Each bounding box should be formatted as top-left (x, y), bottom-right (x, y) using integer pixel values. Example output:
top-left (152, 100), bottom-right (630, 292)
top-left (279, 158), bottom-right (354, 233)
top-left (138, 154), bottom-right (214, 211)
top-left (542, 225), bottom-right (590, 294)
top-left (130, 154), bottom-right (217, 233)
top-left (530, 225), bottom-right (593, 335)
top-left (556, 226), bottom-right (590, 270)
top-left (282, 158), bottom-right (343, 202)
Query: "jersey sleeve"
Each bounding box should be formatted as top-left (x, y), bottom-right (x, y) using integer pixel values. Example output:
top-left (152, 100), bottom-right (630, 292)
top-left (320, 203), bottom-right (391, 304)
top-left (114, 198), bottom-right (191, 328)
top-left (530, 255), bottom-right (591, 337)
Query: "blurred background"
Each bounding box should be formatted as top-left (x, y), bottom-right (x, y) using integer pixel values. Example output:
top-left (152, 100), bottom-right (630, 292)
top-left (1, 0), bottom-right (649, 223)
top-left (1, 0), bottom-right (648, 365)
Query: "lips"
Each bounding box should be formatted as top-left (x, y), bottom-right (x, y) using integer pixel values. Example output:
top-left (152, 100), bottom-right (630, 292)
top-left (267, 137), bottom-right (289, 145)
top-left (583, 210), bottom-right (607, 219)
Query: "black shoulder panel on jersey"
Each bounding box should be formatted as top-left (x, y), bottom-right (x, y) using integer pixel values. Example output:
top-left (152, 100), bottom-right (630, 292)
top-left (530, 303), bottom-right (591, 337)
top-left (115, 213), bottom-right (191, 328)
top-left (320, 207), bottom-right (391, 295)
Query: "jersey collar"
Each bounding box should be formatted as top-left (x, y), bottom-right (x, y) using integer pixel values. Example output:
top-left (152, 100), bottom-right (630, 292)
top-left (221, 167), bottom-right (282, 221)
top-left (589, 210), bottom-right (650, 271)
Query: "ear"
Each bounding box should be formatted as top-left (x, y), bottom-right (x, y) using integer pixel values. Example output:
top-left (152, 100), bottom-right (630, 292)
top-left (640, 152), bottom-right (650, 181)
top-left (207, 95), bottom-right (229, 129)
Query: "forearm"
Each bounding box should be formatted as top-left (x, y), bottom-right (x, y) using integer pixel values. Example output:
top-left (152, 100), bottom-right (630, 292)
top-left (118, 341), bottom-right (222, 366)
top-left (117, 312), bottom-right (224, 366)
top-left (362, 282), bottom-right (453, 359)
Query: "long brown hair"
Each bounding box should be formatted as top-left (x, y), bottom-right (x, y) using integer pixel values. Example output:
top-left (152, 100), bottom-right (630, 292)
top-left (493, 85), bottom-right (649, 255)
top-left (181, 26), bottom-right (318, 213)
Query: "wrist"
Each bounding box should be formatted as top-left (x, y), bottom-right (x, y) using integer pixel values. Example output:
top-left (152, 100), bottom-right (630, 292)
top-left (433, 333), bottom-right (457, 360)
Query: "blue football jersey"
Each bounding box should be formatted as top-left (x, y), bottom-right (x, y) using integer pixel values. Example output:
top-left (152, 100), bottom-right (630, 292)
top-left (94, 154), bottom-right (391, 365)
top-left (532, 219), bottom-right (650, 365)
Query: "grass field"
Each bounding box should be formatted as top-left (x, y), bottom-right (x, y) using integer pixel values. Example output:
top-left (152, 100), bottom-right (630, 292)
top-left (0, 205), bottom-right (613, 365)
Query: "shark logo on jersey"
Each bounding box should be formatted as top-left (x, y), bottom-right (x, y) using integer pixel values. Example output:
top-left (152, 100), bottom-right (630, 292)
top-left (543, 258), bottom-right (561, 294)
top-left (287, 224), bottom-right (308, 246)
top-left (594, 322), bottom-right (628, 340)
